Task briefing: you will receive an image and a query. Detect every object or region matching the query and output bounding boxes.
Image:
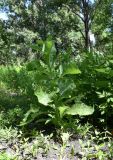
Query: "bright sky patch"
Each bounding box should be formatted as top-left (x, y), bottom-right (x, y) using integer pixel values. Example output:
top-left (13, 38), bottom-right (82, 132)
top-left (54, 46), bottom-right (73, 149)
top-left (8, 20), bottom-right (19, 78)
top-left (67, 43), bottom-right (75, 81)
top-left (0, 12), bottom-right (8, 20)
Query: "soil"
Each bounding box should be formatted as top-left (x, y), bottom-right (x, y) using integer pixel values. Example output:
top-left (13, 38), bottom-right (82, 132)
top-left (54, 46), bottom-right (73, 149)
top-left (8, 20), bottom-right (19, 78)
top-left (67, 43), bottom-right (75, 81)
top-left (0, 135), bottom-right (112, 160)
top-left (0, 138), bottom-right (80, 160)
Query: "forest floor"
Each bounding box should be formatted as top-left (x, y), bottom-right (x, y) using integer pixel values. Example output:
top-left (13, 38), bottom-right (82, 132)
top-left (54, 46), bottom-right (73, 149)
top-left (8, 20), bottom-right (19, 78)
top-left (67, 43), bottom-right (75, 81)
top-left (0, 136), bottom-right (80, 160)
top-left (0, 129), bottom-right (112, 160)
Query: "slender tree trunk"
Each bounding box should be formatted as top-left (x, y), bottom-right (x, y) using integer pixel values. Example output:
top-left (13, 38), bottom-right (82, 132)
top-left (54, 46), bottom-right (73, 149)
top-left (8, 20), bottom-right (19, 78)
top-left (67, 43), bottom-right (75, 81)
top-left (84, 17), bottom-right (89, 50)
top-left (82, 0), bottom-right (90, 51)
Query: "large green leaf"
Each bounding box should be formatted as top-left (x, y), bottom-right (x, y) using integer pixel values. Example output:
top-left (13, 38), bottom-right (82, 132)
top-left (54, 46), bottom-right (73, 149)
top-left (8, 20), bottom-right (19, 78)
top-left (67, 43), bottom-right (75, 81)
top-left (58, 105), bottom-right (69, 118)
top-left (66, 103), bottom-right (94, 116)
top-left (109, 60), bottom-right (113, 64)
top-left (35, 88), bottom-right (53, 106)
top-left (45, 39), bottom-right (56, 67)
top-left (19, 106), bottom-right (39, 126)
top-left (95, 68), bottom-right (109, 74)
top-left (45, 40), bottom-right (53, 54)
top-left (63, 63), bottom-right (81, 75)
top-left (20, 105), bottom-right (50, 126)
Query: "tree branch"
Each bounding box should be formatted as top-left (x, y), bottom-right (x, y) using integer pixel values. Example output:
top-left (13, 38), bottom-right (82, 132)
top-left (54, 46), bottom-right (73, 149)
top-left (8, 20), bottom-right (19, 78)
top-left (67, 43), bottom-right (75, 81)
top-left (74, 12), bottom-right (85, 22)
top-left (79, 29), bottom-right (86, 40)
top-left (64, 4), bottom-right (85, 22)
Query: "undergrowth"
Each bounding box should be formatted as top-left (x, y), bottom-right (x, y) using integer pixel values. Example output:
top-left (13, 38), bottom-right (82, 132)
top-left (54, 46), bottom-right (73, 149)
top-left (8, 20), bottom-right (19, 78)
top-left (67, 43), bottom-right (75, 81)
top-left (0, 39), bottom-right (113, 159)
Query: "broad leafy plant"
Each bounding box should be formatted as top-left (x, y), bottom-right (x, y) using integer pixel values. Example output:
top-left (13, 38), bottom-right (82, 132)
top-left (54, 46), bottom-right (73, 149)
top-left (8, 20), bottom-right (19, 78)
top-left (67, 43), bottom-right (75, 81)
top-left (76, 52), bottom-right (113, 128)
top-left (20, 39), bottom-right (94, 129)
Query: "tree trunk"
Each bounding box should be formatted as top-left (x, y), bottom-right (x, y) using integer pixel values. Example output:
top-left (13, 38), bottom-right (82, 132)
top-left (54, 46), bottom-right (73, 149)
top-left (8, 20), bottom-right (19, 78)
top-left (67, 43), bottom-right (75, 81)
top-left (82, 0), bottom-right (90, 51)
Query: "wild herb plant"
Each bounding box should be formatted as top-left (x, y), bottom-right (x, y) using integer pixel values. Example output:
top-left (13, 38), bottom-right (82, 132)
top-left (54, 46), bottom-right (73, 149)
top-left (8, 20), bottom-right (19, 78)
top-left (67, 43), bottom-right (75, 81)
top-left (79, 129), bottom-right (113, 160)
top-left (19, 39), bottom-right (94, 131)
top-left (1, 39), bottom-right (113, 133)
top-left (0, 152), bottom-right (17, 160)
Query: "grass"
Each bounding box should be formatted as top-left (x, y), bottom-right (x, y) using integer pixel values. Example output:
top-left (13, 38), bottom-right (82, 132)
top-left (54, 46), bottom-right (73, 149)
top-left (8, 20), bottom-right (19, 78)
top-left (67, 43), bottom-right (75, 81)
top-left (0, 88), bottom-right (30, 127)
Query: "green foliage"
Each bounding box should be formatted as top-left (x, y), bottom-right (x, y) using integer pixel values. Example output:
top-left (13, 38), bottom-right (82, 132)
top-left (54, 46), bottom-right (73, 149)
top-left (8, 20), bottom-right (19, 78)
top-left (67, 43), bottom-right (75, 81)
top-left (66, 103), bottom-right (94, 116)
top-left (0, 152), bottom-right (16, 160)
top-left (63, 62), bottom-right (81, 75)
top-left (1, 39), bottom-right (113, 131)
top-left (0, 1), bottom-right (113, 158)
top-left (0, 127), bottom-right (18, 141)
top-left (79, 129), bottom-right (113, 160)
top-left (18, 40), bottom-right (96, 129)
top-left (35, 88), bottom-right (53, 106)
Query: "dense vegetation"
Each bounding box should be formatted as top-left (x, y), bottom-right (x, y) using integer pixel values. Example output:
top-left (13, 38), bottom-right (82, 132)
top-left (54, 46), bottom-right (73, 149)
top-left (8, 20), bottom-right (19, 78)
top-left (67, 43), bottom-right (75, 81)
top-left (0, 0), bottom-right (113, 159)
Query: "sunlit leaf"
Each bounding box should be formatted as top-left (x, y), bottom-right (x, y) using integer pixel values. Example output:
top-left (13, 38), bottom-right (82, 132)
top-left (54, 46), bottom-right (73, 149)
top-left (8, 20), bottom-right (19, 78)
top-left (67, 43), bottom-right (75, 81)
top-left (66, 103), bottom-right (94, 116)
top-left (109, 60), bottom-right (113, 63)
top-left (63, 63), bottom-right (81, 75)
top-left (58, 105), bottom-right (69, 118)
top-left (35, 88), bottom-right (53, 106)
